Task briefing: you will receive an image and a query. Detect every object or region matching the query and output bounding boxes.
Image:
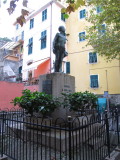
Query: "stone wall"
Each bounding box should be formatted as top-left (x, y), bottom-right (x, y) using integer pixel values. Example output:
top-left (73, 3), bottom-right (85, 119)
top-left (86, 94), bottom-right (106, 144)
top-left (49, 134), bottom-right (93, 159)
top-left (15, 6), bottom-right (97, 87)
top-left (109, 94), bottom-right (120, 106)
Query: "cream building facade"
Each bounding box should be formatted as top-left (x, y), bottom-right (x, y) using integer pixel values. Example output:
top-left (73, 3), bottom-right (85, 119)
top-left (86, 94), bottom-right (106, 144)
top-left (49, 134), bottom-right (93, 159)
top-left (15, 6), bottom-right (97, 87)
top-left (66, 6), bottom-right (120, 103)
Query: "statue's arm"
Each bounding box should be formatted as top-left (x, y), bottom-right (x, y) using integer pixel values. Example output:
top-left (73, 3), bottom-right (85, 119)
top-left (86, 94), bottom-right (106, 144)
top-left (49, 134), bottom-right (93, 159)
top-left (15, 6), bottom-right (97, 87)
top-left (53, 33), bottom-right (59, 48)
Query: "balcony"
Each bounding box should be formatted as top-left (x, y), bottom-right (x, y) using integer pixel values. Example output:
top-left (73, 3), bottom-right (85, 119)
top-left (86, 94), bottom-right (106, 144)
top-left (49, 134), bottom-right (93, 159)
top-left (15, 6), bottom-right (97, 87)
top-left (3, 49), bottom-right (23, 62)
top-left (23, 77), bottom-right (39, 86)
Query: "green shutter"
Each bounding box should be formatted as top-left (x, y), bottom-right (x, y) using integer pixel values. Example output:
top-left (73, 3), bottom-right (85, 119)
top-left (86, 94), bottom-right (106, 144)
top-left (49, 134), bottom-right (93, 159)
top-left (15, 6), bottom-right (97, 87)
top-left (41, 30), bottom-right (47, 49)
top-left (89, 52), bottom-right (93, 63)
top-left (42, 9), bottom-right (47, 21)
top-left (89, 52), bottom-right (97, 63)
top-left (90, 75), bottom-right (98, 88)
top-left (61, 13), bottom-right (65, 21)
top-left (66, 62), bottom-right (70, 74)
top-left (93, 53), bottom-right (97, 62)
top-left (19, 66), bottom-right (22, 74)
top-left (28, 37), bottom-right (33, 54)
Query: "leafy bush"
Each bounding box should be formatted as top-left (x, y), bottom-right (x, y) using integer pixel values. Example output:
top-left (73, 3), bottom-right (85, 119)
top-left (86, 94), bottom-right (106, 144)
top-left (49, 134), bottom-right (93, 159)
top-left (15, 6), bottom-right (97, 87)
top-left (62, 91), bottom-right (98, 111)
top-left (11, 89), bottom-right (60, 117)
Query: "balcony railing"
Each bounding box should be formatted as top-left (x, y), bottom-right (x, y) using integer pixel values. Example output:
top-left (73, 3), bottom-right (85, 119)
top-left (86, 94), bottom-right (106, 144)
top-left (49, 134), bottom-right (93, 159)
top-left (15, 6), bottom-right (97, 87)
top-left (23, 77), bottom-right (39, 85)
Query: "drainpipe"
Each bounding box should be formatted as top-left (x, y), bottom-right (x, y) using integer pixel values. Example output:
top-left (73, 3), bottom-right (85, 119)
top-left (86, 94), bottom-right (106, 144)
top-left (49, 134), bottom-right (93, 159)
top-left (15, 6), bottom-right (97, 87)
top-left (105, 70), bottom-right (108, 91)
top-left (50, 1), bottom-right (53, 73)
top-left (105, 70), bottom-right (109, 112)
top-left (119, 56), bottom-right (120, 88)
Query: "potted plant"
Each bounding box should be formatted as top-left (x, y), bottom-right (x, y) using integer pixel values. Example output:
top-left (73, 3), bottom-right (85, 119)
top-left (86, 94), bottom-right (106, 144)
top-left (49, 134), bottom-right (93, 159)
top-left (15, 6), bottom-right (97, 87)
top-left (62, 91), bottom-right (98, 125)
top-left (62, 91), bottom-right (98, 115)
top-left (11, 89), bottom-right (60, 129)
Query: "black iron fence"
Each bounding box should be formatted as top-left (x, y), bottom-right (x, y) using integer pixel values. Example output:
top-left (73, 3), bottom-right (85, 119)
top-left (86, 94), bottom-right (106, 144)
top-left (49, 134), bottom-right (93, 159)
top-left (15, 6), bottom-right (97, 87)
top-left (0, 109), bottom-right (120, 160)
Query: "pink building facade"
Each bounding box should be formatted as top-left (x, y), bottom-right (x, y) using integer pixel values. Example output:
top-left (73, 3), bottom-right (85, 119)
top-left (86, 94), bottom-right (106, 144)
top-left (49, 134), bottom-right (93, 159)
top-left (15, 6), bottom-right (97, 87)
top-left (0, 81), bottom-right (39, 110)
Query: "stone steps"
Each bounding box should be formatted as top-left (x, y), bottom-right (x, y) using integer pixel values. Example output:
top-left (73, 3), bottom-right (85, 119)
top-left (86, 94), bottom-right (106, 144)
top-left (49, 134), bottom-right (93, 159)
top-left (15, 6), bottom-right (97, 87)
top-left (105, 147), bottom-right (120, 160)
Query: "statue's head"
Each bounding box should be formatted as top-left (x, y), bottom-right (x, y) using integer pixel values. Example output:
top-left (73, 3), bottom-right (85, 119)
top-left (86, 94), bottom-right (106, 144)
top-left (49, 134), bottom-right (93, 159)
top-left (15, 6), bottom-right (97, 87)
top-left (58, 26), bottom-right (65, 33)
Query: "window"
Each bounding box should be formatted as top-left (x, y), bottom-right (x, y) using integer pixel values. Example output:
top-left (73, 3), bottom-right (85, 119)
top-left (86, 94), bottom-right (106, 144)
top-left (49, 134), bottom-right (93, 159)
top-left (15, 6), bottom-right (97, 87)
top-left (79, 32), bottom-right (85, 41)
top-left (42, 9), bottom-right (47, 21)
top-left (66, 62), bottom-right (70, 74)
top-left (21, 31), bottom-right (24, 40)
top-left (98, 24), bottom-right (106, 35)
top-left (61, 13), bottom-right (65, 21)
top-left (16, 24), bottom-right (19, 30)
top-left (28, 38), bottom-right (33, 55)
top-left (90, 75), bottom-right (99, 88)
top-left (96, 6), bottom-right (102, 13)
top-left (28, 70), bottom-right (32, 80)
top-left (79, 9), bottom-right (86, 19)
top-left (30, 18), bottom-right (34, 29)
top-left (19, 66), bottom-right (22, 74)
top-left (20, 45), bottom-right (23, 53)
top-left (15, 36), bottom-right (18, 42)
top-left (40, 30), bottom-right (47, 49)
top-left (89, 52), bottom-right (97, 63)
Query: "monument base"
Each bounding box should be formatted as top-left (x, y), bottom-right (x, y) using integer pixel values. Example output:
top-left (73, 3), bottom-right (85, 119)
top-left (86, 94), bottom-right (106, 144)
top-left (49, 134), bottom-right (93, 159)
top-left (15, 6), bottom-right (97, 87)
top-left (39, 73), bottom-right (75, 121)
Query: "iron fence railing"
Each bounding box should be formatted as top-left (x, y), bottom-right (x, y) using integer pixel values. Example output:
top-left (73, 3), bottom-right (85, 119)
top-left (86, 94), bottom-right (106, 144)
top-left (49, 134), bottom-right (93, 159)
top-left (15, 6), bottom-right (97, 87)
top-left (0, 109), bottom-right (120, 160)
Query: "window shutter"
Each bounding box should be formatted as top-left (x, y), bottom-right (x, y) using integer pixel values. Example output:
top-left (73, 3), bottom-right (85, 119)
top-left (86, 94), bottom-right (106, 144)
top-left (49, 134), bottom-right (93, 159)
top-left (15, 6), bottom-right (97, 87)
top-left (79, 32), bottom-right (85, 41)
top-left (98, 24), bottom-right (106, 34)
top-left (80, 10), bottom-right (82, 18)
top-left (80, 9), bottom-right (86, 19)
top-left (21, 31), bottom-right (24, 40)
top-left (42, 9), bottom-right (47, 21)
top-left (89, 52), bottom-right (92, 63)
top-left (83, 9), bottom-right (85, 17)
top-left (66, 62), bottom-right (70, 74)
top-left (30, 19), bottom-right (34, 29)
top-left (93, 53), bottom-right (97, 62)
top-left (19, 66), bottom-right (22, 74)
top-left (89, 52), bottom-right (97, 63)
top-left (28, 38), bottom-right (33, 54)
top-left (93, 75), bottom-right (98, 87)
top-left (102, 24), bottom-right (105, 34)
top-left (41, 30), bottom-right (47, 49)
top-left (90, 75), bottom-right (98, 88)
top-left (29, 37), bottom-right (33, 45)
top-left (61, 13), bottom-right (65, 21)
top-left (96, 6), bottom-right (102, 13)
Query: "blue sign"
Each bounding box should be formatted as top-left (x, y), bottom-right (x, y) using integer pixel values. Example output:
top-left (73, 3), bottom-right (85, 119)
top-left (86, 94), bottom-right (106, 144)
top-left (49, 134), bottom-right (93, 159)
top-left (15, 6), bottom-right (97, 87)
top-left (97, 98), bottom-right (107, 113)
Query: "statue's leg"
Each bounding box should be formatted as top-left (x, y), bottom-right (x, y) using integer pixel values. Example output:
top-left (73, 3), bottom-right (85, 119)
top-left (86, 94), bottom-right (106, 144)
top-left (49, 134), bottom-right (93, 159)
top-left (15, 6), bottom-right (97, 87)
top-left (54, 51), bottom-right (59, 72)
top-left (58, 48), bottom-right (65, 72)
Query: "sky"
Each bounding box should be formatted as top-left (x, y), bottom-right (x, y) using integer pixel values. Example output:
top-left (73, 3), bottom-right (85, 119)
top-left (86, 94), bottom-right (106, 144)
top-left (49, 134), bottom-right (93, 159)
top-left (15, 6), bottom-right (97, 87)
top-left (0, 0), bottom-right (49, 39)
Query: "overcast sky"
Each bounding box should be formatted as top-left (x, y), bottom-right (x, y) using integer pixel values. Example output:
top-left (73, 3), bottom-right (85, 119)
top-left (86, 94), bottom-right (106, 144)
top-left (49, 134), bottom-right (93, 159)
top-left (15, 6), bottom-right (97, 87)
top-left (0, 0), bottom-right (50, 39)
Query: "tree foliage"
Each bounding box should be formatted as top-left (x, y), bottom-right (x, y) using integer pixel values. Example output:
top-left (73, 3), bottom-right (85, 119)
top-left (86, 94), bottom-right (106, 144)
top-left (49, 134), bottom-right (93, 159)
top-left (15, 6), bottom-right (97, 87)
top-left (1, 0), bottom-right (29, 26)
top-left (60, 0), bottom-right (120, 60)
top-left (60, 0), bottom-right (85, 16)
top-left (86, 0), bottom-right (120, 60)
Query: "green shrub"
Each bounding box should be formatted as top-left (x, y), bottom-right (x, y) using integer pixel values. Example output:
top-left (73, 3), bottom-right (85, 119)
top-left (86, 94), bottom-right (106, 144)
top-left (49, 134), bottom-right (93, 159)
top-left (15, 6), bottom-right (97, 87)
top-left (62, 91), bottom-right (98, 112)
top-left (11, 89), bottom-right (60, 117)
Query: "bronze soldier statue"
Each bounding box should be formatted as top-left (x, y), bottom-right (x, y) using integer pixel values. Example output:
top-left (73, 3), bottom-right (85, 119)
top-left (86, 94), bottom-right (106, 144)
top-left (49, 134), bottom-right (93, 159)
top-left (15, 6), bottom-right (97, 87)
top-left (53, 26), bottom-right (68, 72)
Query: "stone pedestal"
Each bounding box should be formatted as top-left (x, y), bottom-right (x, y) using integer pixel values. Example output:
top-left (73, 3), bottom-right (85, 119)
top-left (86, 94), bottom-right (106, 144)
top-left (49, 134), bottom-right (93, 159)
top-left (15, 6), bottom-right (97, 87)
top-left (39, 73), bottom-right (75, 121)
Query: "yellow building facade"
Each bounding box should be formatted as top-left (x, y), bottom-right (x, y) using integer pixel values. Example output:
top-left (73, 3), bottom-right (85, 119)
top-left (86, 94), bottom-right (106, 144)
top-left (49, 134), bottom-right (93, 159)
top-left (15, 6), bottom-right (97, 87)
top-left (66, 6), bottom-right (120, 98)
